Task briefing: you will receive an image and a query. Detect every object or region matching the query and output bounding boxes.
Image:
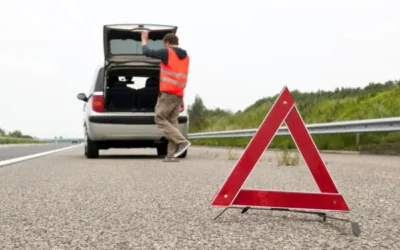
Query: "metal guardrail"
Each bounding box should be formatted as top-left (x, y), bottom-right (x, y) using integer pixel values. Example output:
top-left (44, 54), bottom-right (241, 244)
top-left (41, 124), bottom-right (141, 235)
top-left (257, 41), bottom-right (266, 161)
top-left (188, 117), bottom-right (400, 140)
top-left (2, 117), bottom-right (399, 144)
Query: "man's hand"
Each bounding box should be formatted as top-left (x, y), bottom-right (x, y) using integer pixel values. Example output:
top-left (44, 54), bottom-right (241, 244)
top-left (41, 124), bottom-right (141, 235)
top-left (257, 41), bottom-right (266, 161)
top-left (141, 30), bottom-right (149, 45)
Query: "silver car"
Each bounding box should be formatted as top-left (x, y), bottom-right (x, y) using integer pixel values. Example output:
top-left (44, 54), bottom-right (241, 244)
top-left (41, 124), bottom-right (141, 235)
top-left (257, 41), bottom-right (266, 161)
top-left (77, 24), bottom-right (189, 158)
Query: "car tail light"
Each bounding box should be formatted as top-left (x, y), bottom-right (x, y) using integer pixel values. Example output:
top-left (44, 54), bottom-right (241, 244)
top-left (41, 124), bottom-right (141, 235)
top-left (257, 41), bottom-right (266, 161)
top-left (92, 94), bottom-right (104, 113)
top-left (180, 102), bottom-right (184, 112)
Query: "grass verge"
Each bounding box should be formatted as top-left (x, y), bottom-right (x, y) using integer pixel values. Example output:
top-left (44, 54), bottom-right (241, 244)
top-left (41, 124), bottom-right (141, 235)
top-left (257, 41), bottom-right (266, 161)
top-left (0, 138), bottom-right (44, 145)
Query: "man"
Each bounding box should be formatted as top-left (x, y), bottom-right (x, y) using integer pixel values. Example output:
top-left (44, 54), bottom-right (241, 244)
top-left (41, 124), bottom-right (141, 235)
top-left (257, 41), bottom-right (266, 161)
top-left (141, 30), bottom-right (191, 162)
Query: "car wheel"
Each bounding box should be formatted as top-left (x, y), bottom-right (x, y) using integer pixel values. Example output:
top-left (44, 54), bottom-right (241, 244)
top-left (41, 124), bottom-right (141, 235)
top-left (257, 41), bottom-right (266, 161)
top-left (84, 129), bottom-right (99, 159)
top-left (178, 149), bottom-right (187, 158)
top-left (157, 144), bottom-right (168, 156)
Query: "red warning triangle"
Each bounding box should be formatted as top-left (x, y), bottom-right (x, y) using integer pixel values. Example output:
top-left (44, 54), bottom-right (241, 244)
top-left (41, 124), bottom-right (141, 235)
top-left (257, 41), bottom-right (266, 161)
top-left (211, 86), bottom-right (350, 212)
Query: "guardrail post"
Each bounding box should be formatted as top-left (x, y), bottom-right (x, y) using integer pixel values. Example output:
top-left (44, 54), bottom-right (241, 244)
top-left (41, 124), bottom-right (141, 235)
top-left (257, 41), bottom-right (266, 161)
top-left (356, 133), bottom-right (360, 145)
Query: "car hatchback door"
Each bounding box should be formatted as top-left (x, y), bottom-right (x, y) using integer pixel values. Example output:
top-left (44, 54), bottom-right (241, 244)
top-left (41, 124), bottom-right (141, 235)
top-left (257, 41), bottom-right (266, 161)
top-left (103, 24), bottom-right (178, 64)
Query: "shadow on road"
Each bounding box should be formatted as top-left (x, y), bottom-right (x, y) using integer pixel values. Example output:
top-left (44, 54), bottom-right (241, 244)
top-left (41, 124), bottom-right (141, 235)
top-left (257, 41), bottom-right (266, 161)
top-left (213, 210), bottom-right (351, 236)
top-left (98, 154), bottom-right (164, 160)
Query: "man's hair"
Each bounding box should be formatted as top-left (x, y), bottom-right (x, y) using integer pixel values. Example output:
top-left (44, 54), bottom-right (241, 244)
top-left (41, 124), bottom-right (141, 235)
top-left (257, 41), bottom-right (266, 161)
top-left (163, 33), bottom-right (179, 45)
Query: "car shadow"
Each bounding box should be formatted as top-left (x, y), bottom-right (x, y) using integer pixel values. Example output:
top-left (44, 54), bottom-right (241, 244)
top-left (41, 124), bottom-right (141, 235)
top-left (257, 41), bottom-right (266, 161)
top-left (98, 154), bottom-right (164, 160)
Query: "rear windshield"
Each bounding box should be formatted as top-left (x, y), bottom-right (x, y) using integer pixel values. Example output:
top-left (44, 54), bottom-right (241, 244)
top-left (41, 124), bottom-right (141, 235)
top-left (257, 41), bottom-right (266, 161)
top-left (110, 39), bottom-right (165, 55)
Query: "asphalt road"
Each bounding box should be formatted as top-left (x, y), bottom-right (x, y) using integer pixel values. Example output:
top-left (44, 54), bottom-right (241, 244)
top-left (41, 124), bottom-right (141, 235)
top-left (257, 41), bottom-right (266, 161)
top-left (0, 143), bottom-right (76, 161)
top-left (0, 146), bottom-right (399, 249)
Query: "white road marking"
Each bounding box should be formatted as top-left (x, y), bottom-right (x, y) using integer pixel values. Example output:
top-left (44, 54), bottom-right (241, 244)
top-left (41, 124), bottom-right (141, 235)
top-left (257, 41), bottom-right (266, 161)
top-left (0, 144), bottom-right (81, 167)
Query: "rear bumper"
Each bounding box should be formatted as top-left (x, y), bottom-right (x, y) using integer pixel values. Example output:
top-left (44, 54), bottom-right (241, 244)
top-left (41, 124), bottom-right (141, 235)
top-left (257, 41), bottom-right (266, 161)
top-left (87, 115), bottom-right (188, 141)
top-left (89, 115), bottom-right (188, 125)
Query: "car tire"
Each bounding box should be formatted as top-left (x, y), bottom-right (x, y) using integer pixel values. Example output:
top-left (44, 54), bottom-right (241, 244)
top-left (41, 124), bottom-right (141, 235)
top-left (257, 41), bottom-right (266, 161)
top-left (178, 149), bottom-right (187, 158)
top-left (84, 130), bottom-right (99, 159)
top-left (157, 144), bottom-right (168, 156)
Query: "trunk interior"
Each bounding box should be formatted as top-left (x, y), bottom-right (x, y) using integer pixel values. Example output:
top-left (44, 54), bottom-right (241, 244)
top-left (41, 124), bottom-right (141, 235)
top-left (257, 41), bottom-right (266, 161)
top-left (104, 67), bottom-right (160, 112)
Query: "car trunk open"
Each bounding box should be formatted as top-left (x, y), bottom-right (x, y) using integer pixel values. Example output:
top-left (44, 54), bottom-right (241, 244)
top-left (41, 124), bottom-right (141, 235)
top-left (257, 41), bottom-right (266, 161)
top-left (104, 66), bottom-right (161, 113)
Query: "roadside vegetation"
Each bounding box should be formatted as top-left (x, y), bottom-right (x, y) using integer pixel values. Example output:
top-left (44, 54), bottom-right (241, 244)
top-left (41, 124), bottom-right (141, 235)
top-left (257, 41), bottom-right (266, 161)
top-left (0, 128), bottom-right (42, 144)
top-left (188, 80), bottom-right (400, 159)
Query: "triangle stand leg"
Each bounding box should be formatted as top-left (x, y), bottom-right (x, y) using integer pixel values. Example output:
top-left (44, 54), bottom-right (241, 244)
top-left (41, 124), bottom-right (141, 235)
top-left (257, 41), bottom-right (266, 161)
top-left (213, 207), bottom-right (230, 220)
top-left (240, 207), bottom-right (361, 236)
top-left (213, 206), bottom-right (361, 237)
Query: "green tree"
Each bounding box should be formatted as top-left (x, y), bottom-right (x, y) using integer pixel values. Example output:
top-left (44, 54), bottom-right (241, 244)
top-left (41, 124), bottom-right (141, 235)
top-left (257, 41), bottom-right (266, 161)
top-left (9, 130), bottom-right (23, 138)
top-left (188, 95), bottom-right (208, 132)
top-left (188, 95), bottom-right (206, 117)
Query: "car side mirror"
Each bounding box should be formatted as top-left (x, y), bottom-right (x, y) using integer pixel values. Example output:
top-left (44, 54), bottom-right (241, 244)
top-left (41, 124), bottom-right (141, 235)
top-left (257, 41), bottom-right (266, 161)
top-left (77, 93), bottom-right (88, 102)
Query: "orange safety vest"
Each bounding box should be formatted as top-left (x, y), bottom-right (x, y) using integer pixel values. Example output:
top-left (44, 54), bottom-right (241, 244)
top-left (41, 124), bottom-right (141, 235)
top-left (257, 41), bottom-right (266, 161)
top-left (159, 47), bottom-right (190, 97)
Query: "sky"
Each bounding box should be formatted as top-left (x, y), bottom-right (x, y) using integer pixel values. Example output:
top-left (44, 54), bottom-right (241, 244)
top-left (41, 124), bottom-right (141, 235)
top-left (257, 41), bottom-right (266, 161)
top-left (0, 0), bottom-right (399, 138)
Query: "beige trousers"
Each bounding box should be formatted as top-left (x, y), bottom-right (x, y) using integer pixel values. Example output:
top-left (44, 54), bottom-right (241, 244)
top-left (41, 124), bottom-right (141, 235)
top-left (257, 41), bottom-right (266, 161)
top-left (155, 92), bottom-right (188, 157)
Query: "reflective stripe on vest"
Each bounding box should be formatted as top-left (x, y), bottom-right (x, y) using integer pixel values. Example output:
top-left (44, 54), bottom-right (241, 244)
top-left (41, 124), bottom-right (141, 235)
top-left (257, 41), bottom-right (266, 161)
top-left (160, 68), bottom-right (188, 79)
top-left (160, 77), bottom-right (186, 88)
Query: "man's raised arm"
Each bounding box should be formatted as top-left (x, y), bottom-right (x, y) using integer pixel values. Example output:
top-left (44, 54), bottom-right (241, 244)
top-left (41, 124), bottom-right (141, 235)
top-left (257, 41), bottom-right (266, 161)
top-left (141, 31), bottom-right (168, 65)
